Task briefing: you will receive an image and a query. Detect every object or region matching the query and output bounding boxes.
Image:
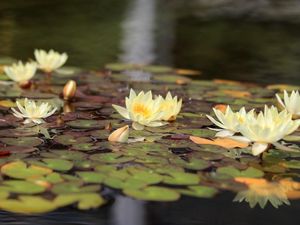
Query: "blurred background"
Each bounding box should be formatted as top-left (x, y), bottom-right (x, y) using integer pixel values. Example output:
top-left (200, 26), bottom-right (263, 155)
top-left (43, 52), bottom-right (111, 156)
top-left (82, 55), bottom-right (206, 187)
top-left (1, 0), bottom-right (300, 84)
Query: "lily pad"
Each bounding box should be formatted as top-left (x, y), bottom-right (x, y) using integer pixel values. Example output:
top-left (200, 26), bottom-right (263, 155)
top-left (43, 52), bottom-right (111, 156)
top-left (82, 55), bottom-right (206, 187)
top-left (1, 161), bottom-right (52, 179)
top-left (66, 120), bottom-right (106, 129)
top-left (123, 186), bottom-right (180, 201)
top-left (0, 181), bottom-right (46, 194)
top-left (216, 166), bottom-right (264, 178)
top-left (0, 137), bottom-right (43, 147)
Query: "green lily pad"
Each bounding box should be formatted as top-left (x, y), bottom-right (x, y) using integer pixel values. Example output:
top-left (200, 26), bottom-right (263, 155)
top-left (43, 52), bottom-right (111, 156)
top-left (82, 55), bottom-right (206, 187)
top-left (90, 153), bottom-right (134, 164)
top-left (0, 137), bottom-right (43, 147)
top-left (54, 135), bottom-right (91, 145)
top-left (216, 166), bottom-right (264, 178)
top-left (51, 182), bottom-right (101, 194)
top-left (123, 186), bottom-right (180, 201)
top-left (1, 161), bottom-right (52, 179)
top-left (143, 65), bottom-right (173, 73)
top-left (0, 181), bottom-right (46, 194)
top-left (162, 172), bottom-right (200, 185)
top-left (54, 193), bottom-right (106, 210)
top-left (178, 186), bottom-right (218, 198)
top-left (76, 172), bottom-right (105, 183)
top-left (170, 157), bottom-right (211, 170)
top-left (42, 159), bottom-right (74, 171)
top-left (0, 196), bottom-right (58, 214)
top-left (66, 120), bottom-right (106, 129)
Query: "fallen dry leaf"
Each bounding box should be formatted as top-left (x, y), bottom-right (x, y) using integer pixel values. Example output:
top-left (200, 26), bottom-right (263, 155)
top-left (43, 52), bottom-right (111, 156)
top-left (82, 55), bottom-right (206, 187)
top-left (175, 69), bottom-right (201, 76)
top-left (213, 104), bottom-right (228, 113)
top-left (190, 136), bottom-right (248, 149)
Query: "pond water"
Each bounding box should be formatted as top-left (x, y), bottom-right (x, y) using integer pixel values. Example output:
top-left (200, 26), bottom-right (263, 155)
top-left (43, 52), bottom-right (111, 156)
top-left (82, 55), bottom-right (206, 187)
top-left (0, 1), bottom-right (300, 225)
top-left (1, 0), bottom-right (300, 84)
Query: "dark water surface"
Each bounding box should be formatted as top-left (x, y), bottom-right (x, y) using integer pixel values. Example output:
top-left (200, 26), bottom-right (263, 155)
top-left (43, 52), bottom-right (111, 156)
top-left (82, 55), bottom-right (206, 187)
top-left (1, 0), bottom-right (300, 84)
top-left (0, 193), bottom-right (299, 225)
top-left (0, 1), bottom-right (300, 225)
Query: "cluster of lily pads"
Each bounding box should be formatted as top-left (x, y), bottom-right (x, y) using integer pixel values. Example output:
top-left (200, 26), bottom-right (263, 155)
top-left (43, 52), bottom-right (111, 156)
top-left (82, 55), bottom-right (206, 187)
top-left (0, 56), bottom-right (299, 214)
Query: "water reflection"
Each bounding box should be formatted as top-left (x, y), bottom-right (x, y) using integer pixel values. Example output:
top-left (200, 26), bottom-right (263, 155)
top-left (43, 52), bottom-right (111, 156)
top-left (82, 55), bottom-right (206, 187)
top-left (120, 0), bottom-right (156, 65)
top-left (111, 196), bottom-right (145, 225)
top-left (233, 177), bottom-right (300, 208)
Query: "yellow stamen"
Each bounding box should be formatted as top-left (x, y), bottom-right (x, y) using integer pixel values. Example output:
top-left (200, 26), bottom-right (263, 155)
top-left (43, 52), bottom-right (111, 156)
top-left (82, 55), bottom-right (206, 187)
top-left (133, 103), bottom-right (150, 118)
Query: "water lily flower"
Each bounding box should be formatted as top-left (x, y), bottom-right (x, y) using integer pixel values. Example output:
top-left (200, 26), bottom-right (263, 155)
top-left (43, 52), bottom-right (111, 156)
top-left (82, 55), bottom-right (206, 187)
top-left (112, 89), bottom-right (166, 130)
top-left (276, 90), bottom-right (300, 118)
top-left (4, 61), bottom-right (37, 84)
top-left (11, 98), bottom-right (57, 124)
top-left (156, 92), bottom-right (182, 121)
top-left (237, 105), bottom-right (300, 156)
top-left (108, 125), bottom-right (129, 143)
top-left (34, 49), bottom-right (68, 73)
top-left (206, 106), bottom-right (253, 137)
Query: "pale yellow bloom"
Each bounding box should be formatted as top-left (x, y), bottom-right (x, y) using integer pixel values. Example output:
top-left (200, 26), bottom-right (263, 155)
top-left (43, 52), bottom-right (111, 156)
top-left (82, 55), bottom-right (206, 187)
top-left (4, 61), bottom-right (37, 83)
top-left (108, 125), bottom-right (129, 143)
top-left (34, 49), bottom-right (68, 73)
top-left (112, 89), bottom-right (166, 130)
top-left (233, 177), bottom-right (292, 208)
top-left (206, 106), bottom-right (253, 137)
top-left (238, 105), bottom-right (300, 156)
top-left (276, 90), bottom-right (300, 117)
top-left (11, 98), bottom-right (57, 124)
top-left (157, 92), bottom-right (182, 121)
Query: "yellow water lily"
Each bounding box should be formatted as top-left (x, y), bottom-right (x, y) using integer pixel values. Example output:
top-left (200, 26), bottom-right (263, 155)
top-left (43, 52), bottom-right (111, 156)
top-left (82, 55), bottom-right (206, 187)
top-left (237, 105), bottom-right (300, 156)
top-left (11, 98), bottom-right (57, 124)
top-left (206, 106), bottom-right (253, 137)
top-left (276, 90), bottom-right (300, 118)
top-left (112, 89), bottom-right (166, 130)
top-left (34, 49), bottom-right (68, 73)
top-left (4, 61), bottom-right (37, 83)
top-left (157, 92), bottom-right (182, 121)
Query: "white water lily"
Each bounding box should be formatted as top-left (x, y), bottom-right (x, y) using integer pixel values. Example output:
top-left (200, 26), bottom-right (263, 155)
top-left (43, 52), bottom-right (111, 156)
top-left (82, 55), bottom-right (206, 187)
top-left (34, 49), bottom-right (68, 73)
top-left (157, 92), bottom-right (182, 121)
top-left (4, 61), bottom-right (37, 83)
top-left (276, 90), bottom-right (300, 117)
top-left (206, 106), bottom-right (253, 137)
top-left (237, 105), bottom-right (300, 156)
top-left (112, 89), bottom-right (166, 130)
top-left (11, 98), bottom-right (57, 124)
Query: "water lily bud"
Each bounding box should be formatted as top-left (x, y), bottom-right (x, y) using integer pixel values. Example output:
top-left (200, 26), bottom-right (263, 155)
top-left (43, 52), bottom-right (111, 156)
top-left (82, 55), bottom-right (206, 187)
top-left (108, 125), bottom-right (129, 143)
top-left (18, 80), bottom-right (32, 89)
top-left (63, 80), bottom-right (76, 101)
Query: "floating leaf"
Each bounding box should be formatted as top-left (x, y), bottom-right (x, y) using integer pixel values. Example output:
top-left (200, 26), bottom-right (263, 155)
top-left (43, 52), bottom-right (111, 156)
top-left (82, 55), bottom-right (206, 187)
top-left (123, 186), bottom-right (180, 201)
top-left (162, 172), bottom-right (200, 185)
top-left (190, 136), bottom-right (249, 149)
top-left (0, 137), bottom-right (43, 147)
top-left (1, 161), bottom-right (52, 179)
top-left (217, 166), bottom-right (264, 178)
top-left (178, 186), bottom-right (218, 198)
top-left (0, 181), bottom-right (46, 194)
top-left (42, 159), bottom-right (74, 171)
top-left (66, 120), bottom-right (106, 129)
top-left (0, 196), bottom-right (58, 214)
top-left (54, 135), bottom-right (91, 145)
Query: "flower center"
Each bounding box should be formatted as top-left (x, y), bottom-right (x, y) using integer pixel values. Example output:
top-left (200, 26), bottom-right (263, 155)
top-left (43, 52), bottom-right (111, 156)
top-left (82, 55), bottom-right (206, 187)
top-left (133, 103), bottom-right (150, 118)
